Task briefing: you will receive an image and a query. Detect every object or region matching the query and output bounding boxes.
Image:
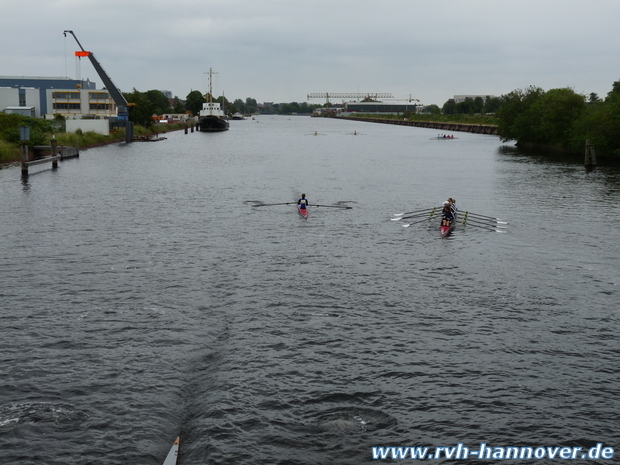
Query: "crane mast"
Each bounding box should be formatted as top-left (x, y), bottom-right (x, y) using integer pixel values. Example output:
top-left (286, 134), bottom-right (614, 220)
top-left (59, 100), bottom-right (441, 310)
top-left (63, 30), bottom-right (129, 121)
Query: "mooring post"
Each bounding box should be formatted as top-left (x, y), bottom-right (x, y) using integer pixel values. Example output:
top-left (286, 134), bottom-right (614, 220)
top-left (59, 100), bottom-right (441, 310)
top-left (191, 124), bottom-right (194, 133)
top-left (51, 139), bottom-right (58, 169)
top-left (21, 144), bottom-right (29, 177)
top-left (585, 139), bottom-right (597, 167)
top-left (19, 126), bottom-right (30, 177)
top-left (184, 126), bottom-right (188, 134)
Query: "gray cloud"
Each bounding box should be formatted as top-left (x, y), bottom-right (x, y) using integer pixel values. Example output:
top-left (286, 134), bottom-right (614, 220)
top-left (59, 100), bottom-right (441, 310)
top-left (1, 0), bottom-right (618, 105)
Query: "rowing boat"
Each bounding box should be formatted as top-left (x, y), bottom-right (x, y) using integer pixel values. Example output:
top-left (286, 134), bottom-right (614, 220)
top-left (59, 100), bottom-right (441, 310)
top-left (162, 437), bottom-right (179, 465)
top-left (297, 204), bottom-right (308, 219)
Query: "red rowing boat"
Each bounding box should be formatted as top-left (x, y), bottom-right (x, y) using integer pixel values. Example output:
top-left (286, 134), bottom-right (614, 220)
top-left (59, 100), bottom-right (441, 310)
top-left (440, 222), bottom-right (453, 237)
top-left (297, 205), bottom-right (308, 219)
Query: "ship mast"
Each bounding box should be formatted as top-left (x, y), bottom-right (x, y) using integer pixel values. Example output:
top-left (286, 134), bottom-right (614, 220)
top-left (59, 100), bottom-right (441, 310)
top-left (204, 68), bottom-right (218, 115)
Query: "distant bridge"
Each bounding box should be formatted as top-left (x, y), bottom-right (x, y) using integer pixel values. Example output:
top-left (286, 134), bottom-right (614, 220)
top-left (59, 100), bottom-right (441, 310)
top-left (307, 92), bottom-right (394, 104)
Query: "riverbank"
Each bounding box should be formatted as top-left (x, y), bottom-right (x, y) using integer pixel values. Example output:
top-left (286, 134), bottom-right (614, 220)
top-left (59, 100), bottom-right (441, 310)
top-left (335, 115), bottom-right (498, 135)
top-left (0, 123), bottom-right (189, 168)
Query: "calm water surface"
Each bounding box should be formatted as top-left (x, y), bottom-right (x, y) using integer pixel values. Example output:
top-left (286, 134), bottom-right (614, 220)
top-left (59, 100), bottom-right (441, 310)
top-left (1, 116), bottom-right (619, 464)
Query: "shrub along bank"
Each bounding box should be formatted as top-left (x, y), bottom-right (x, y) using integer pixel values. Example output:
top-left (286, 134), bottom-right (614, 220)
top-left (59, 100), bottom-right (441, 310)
top-left (0, 114), bottom-right (188, 166)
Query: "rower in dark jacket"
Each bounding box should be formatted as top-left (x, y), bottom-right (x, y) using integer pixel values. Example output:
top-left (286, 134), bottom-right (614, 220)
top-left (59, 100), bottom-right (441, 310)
top-left (441, 201), bottom-right (454, 226)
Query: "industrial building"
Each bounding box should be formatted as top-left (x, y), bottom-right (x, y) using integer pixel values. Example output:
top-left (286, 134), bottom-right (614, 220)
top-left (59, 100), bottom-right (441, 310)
top-left (0, 76), bottom-right (100, 118)
top-left (341, 101), bottom-right (423, 115)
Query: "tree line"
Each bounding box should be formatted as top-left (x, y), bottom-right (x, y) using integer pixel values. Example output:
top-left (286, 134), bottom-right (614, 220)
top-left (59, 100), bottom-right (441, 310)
top-left (495, 81), bottom-right (620, 157)
top-left (123, 89), bottom-right (321, 126)
top-left (441, 96), bottom-right (502, 115)
top-left (431, 82), bottom-right (620, 158)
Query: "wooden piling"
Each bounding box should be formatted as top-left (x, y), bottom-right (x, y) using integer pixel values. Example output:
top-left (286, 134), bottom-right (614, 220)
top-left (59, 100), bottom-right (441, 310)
top-left (585, 139), bottom-right (597, 167)
top-left (21, 144), bottom-right (29, 177)
top-left (51, 140), bottom-right (58, 169)
top-left (184, 126), bottom-right (188, 134)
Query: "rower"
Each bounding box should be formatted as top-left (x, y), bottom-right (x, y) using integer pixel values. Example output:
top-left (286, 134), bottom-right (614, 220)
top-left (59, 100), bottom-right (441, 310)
top-left (298, 194), bottom-right (308, 210)
top-left (447, 197), bottom-right (457, 214)
top-left (441, 201), bottom-right (454, 226)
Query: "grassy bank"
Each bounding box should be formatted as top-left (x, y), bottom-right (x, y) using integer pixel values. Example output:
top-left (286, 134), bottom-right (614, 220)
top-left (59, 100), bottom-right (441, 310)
top-left (0, 122), bottom-right (189, 167)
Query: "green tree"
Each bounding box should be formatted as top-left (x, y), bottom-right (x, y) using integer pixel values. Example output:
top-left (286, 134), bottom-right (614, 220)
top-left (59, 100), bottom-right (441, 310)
top-left (423, 104), bottom-right (441, 115)
top-left (171, 97), bottom-right (186, 114)
top-left (442, 99), bottom-right (456, 115)
top-left (534, 88), bottom-right (586, 147)
top-left (496, 86), bottom-right (545, 143)
top-left (483, 97), bottom-right (502, 114)
top-left (173, 100), bottom-right (186, 114)
top-left (607, 80), bottom-right (620, 98)
top-left (145, 90), bottom-right (172, 115)
top-left (233, 99), bottom-right (244, 113)
top-left (497, 86), bottom-right (586, 149)
top-left (245, 98), bottom-right (258, 114)
top-left (124, 88), bottom-right (155, 126)
top-left (572, 89), bottom-right (620, 156)
top-left (185, 90), bottom-right (206, 116)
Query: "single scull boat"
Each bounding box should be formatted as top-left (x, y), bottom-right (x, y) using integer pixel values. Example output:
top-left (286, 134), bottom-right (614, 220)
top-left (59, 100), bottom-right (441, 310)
top-left (297, 204), bottom-right (308, 219)
top-left (162, 437), bottom-right (179, 465)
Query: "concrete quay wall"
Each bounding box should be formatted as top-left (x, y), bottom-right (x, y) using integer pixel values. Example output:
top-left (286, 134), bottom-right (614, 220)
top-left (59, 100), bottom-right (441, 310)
top-left (335, 116), bottom-right (498, 135)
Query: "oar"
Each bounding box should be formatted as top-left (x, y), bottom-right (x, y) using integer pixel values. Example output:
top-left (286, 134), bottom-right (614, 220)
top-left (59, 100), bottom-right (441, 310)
top-left (402, 217), bottom-right (438, 228)
top-left (391, 211), bottom-right (437, 221)
top-left (309, 204), bottom-right (352, 209)
top-left (459, 221), bottom-right (507, 233)
top-left (393, 207), bottom-right (436, 217)
top-left (461, 217), bottom-right (507, 228)
top-left (461, 211), bottom-right (507, 223)
top-left (461, 215), bottom-right (508, 226)
top-left (252, 202), bottom-right (296, 207)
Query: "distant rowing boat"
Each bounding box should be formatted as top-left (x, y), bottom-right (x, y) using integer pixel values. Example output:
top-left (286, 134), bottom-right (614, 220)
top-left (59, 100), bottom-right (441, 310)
top-left (297, 204), bottom-right (308, 219)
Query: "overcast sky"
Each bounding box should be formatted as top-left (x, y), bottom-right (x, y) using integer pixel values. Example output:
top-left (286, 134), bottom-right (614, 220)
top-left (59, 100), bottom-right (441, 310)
top-left (2, 0), bottom-right (619, 106)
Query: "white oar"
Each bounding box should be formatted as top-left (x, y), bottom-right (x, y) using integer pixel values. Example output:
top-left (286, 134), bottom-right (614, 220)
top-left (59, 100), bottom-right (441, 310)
top-left (463, 216), bottom-right (508, 225)
top-left (459, 221), bottom-right (507, 233)
top-left (393, 207), bottom-right (436, 217)
top-left (461, 217), bottom-right (508, 228)
top-left (461, 211), bottom-right (507, 223)
top-left (402, 217), bottom-right (436, 228)
top-left (391, 211), bottom-right (435, 221)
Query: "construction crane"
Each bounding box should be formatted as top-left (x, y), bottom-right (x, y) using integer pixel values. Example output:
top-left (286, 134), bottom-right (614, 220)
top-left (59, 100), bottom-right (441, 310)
top-left (63, 30), bottom-right (129, 121)
top-left (307, 92), bottom-right (394, 105)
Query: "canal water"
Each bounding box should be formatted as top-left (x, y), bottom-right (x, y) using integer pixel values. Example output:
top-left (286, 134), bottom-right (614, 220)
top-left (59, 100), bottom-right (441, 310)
top-left (1, 116), bottom-right (618, 464)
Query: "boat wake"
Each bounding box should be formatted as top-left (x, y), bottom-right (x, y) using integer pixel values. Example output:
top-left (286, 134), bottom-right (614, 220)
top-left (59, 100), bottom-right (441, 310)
top-left (0, 402), bottom-right (89, 429)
